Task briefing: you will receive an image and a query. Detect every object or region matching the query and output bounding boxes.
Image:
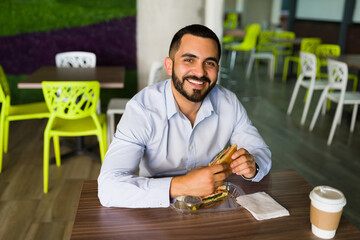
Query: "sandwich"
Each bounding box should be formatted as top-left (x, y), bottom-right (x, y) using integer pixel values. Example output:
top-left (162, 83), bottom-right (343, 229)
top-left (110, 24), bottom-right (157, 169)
top-left (201, 185), bottom-right (228, 207)
top-left (199, 144), bottom-right (237, 207)
top-left (209, 144), bottom-right (238, 168)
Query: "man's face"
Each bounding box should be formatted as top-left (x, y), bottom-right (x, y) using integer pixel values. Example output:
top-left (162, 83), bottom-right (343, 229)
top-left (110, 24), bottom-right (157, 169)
top-left (168, 34), bottom-right (219, 102)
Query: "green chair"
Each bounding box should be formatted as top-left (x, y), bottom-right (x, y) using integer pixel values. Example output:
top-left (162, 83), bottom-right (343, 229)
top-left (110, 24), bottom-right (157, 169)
top-left (227, 23), bottom-right (261, 71)
top-left (257, 30), bottom-right (275, 53)
top-left (0, 65), bottom-right (49, 173)
top-left (272, 31), bottom-right (296, 73)
top-left (42, 81), bottom-right (107, 193)
top-left (222, 13), bottom-right (238, 44)
top-left (282, 38), bottom-right (322, 82)
top-left (315, 44), bottom-right (358, 92)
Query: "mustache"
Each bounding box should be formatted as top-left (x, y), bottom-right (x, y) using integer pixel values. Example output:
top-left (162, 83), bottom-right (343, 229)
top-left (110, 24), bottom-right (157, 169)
top-left (183, 75), bottom-right (211, 84)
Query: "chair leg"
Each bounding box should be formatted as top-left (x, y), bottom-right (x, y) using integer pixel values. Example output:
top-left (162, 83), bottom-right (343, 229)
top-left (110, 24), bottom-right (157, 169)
top-left (321, 98), bottom-right (327, 115)
top-left (245, 54), bottom-right (255, 80)
top-left (287, 79), bottom-right (302, 115)
top-left (269, 56), bottom-right (275, 81)
top-left (43, 133), bottom-right (51, 194)
top-left (282, 58), bottom-right (290, 82)
top-left (230, 50), bottom-right (237, 71)
top-left (53, 135), bottom-right (61, 167)
top-left (98, 133), bottom-right (106, 163)
top-left (327, 101), bottom-right (343, 146)
top-left (301, 88), bottom-right (314, 125)
top-left (350, 104), bottom-right (358, 132)
top-left (0, 122), bottom-right (3, 173)
top-left (309, 89), bottom-right (328, 131)
top-left (3, 119), bottom-right (9, 153)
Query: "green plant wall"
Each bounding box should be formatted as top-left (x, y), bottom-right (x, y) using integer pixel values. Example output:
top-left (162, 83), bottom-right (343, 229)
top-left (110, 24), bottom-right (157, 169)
top-left (0, 0), bottom-right (136, 36)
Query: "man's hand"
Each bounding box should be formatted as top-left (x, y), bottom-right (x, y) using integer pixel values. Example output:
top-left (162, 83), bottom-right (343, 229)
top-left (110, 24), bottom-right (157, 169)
top-left (230, 148), bottom-right (256, 179)
top-left (170, 164), bottom-right (231, 198)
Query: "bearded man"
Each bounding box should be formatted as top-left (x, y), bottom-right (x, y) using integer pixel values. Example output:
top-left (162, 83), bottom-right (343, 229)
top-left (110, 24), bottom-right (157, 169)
top-left (98, 24), bottom-right (271, 208)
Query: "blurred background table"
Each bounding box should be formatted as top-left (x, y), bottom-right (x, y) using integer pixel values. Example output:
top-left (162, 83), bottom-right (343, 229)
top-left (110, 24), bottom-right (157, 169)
top-left (70, 169), bottom-right (360, 240)
top-left (329, 54), bottom-right (360, 70)
top-left (18, 66), bottom-right (125, 89)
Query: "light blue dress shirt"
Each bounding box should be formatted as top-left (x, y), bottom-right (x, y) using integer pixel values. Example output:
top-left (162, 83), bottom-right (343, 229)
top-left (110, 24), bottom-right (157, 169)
top-left (98, 79), bottom-right (271, 208)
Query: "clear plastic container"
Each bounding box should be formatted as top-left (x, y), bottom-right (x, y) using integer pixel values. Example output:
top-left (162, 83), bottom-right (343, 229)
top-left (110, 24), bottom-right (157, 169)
top-left (171, 182), bottom-right (245, 214)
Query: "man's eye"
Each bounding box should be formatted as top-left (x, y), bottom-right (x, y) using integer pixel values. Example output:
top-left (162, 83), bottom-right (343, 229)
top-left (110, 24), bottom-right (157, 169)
top-left (206, 62), bottom-right (217, 67)
top-left (184, 59), bottom-right (193, 63)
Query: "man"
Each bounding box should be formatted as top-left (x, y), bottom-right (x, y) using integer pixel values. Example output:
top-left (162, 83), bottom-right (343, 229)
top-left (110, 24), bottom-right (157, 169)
top-left (98, 24), bottom-right (271, 208)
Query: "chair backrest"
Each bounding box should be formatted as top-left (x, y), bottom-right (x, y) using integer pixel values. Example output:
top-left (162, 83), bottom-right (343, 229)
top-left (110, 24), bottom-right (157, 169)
top-left (327, 59), bottom-right (348, 94)
top-left (241, 23), bottom-right (261, 49)
top-left (315, 44), bottom-right (341, 68)
top-left (0, 65), bottom-right (10, 108)
top-left (147, 61), bottom-right (163, 86)
top-left (224, 13), bottom-right (238, 29)
top-left (274, 31), bottom-right (295, 49)
top-left (300, 38), bottom-right (322, 53)
top-left (275, 31), bottom-right (295, 40)
top-left (300, 52), bottom-right (317, 79)
top-left (42, 81), bottom-right (100, 120)
top-left (316, 44), bottom-right (341, 57)
top-left (55, 51), bottom-right (96, 68)
top-left (256, 30), bottom-right (275, 52)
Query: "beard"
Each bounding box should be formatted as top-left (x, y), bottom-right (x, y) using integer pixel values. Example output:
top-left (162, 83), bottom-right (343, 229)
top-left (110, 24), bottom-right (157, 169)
top-left (171, 65), bottom-right (216, 103)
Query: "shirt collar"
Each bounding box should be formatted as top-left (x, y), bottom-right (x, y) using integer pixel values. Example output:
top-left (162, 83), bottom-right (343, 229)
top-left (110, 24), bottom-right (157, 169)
top-left (165, 79), bottom-right (178, 120)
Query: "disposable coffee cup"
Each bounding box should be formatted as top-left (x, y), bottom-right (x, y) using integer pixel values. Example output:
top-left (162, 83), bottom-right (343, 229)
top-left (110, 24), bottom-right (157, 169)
top-left (309, 186), bottom-right (346, 239)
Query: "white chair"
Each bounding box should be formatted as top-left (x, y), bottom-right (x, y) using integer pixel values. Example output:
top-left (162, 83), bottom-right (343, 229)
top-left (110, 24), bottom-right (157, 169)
top-left (106, 61), bottom-right (163, 145)
top-left (55, 51), bottom-right (99, 112)
top-left (245, 47), bottom-right (275, 81)
top-left (309, 59), bottom-right (360, 145)
top-left (55, 51), bottom-right (96, 68)
top-left (287, 52), bottom-right (328, 125)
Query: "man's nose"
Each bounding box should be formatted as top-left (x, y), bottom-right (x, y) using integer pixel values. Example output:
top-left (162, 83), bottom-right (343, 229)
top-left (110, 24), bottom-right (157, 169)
top-left (192, 62), bottom-right (207, 78)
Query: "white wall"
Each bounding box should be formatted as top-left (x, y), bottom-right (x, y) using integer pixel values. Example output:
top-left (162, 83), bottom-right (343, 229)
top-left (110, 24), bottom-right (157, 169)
top-left (296, 0), bottom-right (345, 22)
top-left (137, 0), bottom-right (224, 90)
top-left (137, 0), bottom-right (205, 90)
top-left (242, 0), bottom-right (273, 29)
top-left (353, 0), bottom-right (360, 23)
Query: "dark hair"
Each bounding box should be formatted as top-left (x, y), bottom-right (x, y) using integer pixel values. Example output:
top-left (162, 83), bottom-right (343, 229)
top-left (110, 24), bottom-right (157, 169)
top-left (169, 24), bottom-right (221, 60)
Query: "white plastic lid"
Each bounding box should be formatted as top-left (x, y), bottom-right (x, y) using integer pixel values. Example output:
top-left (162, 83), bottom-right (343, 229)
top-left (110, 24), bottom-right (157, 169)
top-left (309, 186), bottom-right (346, 211)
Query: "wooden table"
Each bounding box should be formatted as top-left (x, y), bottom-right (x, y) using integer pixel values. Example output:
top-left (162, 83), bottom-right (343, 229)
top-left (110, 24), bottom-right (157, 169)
top-left (70, 170), bottom-right (359, 239)
top-left (270, 37), bottom-right (303, 46)
top-left (18, 66), bottom-right (125, 89)
top-left (329, 54), bottom-right (360, 70)
top-left (223, 29), bottom-right (246, 37)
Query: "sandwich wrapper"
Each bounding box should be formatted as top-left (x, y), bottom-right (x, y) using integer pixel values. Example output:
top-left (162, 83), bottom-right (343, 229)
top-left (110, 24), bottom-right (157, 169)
top-left (236, 192), bottom-right (290, 220)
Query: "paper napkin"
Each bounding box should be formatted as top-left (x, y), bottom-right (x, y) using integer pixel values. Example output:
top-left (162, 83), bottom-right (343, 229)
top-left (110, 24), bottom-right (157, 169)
top-left (236, 192), bottom-right (290, 220)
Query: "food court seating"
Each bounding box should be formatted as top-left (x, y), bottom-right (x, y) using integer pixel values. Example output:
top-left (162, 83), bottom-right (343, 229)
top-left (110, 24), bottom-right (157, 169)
top-left (287, 52), bottom-right (328, 125)
top-left (222, 12), bottom-right (238, 44)
top-left (106, 61), bottom-right (164, 145)
top-left (245, 30), bottom-right (276, 81)
top-left (309, 59), bottom-right (360, 145)
top-left (316, 44), bottom-right (358, 92)
top-left (0, 65), bottom-right (49, 173)
top-left (245, 47), bottom-right (274, 81)
top-left (272, 31), bottom-right (295, 73)
top-left (42, 81), bottom-right (107, 193)
top-left (282, 38), bottom-right (322, 82)
top-left (226, 23), bottom-right (261, 72)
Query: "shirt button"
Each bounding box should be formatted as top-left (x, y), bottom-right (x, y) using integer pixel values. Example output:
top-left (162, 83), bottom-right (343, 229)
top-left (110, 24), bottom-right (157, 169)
top-left (189, 146), bottom-right (193, 150)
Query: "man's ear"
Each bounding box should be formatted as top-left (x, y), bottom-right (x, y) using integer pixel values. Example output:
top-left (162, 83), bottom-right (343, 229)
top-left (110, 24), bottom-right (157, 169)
top-left (164, 57), bottom-right (173, 76)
